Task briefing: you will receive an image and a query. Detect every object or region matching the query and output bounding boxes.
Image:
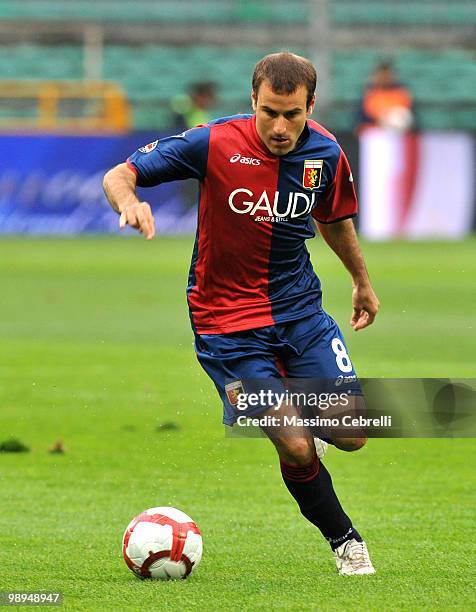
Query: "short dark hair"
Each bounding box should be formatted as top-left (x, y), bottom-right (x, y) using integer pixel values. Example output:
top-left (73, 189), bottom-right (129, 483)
top-left (375, 60), bottom-right (394, 72)
top-left (189, 81), bottom-right (216, 97)
top-left (252, 52), bottom-right (316, 107)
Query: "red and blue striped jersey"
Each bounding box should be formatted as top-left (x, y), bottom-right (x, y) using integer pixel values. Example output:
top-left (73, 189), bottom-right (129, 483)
top-left (127, 114), bottom-right (357, 334)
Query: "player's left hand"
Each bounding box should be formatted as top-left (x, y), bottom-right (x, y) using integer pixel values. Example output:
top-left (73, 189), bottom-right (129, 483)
top-left (351, 283), bottom-right (379, 331)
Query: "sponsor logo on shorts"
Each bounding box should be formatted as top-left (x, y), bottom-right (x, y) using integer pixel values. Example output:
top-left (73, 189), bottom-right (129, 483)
top-left (225, 380), bottom-right (245, 406)
top-left (335, 374), bottom-right (357, 387)
top-left (139, 140), bottom-right (158, 153)
top-left (229, 153), bottom-right (261, 165)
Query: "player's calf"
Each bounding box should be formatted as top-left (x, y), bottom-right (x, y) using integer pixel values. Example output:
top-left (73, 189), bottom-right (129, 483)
top-left (331, 436), bottom-right (368, 452)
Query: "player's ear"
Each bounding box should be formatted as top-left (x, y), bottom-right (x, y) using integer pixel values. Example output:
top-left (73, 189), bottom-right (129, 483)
top-left (251, 90), bottom-right (257, 111)
top-left (307, 95), bottom-right (316, 115)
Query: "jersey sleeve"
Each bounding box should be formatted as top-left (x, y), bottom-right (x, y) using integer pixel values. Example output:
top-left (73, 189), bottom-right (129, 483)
top-left (127, 125), bottom-right (210, 187)
top-left (312, 149), bottom-right (358, 224)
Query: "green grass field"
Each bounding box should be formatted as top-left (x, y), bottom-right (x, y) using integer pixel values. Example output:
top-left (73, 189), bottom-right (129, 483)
top-left (1, 237), bottom-right (475, 611)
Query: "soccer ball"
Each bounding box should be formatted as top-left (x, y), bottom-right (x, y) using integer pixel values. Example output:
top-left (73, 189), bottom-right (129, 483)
top-left (122, 507), bottom-right (202, 579)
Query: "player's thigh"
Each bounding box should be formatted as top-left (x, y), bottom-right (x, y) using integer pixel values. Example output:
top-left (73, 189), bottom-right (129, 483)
top-left (194, 331), bottom-right (284, 426)
top-left (284, 311), bottom-right (357, 382)
top-left (282, 312), bottom-right (366, 448)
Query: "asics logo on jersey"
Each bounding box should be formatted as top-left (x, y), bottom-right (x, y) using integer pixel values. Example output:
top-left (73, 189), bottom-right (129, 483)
top-left (229, 153), bottom-right (261, 166)
top-left (228, 188), bottom-right (316, 219)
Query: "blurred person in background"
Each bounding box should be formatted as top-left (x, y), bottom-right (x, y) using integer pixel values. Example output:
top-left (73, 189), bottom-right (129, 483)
top-left (171, 81), bottom-right (218, 210)
top-left (171, 81), bottom-right (217, 132)
top-left (356, 60), bottom-right (420, 239)
top-left (356, 60), bottom-right (414, 133)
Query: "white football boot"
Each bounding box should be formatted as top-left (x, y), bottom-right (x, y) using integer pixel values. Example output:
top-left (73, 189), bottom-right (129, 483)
top-left (313, 438), bottom-right (328, 459)
top-left (335, 539), bottom-right (376, 575)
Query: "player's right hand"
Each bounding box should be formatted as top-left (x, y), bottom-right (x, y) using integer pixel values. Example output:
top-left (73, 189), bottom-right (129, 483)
top-left (119, 202), bottom-right (155, 240)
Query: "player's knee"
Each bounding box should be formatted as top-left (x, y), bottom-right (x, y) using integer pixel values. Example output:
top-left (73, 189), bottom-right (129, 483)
top-left (276, 437), bottom-right (316, 466)
top-left (332, 436), bottom-right (368, 452)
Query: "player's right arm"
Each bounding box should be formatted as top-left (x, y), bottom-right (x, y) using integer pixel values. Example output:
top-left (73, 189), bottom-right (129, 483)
top-left (103, 163), bottom-right (156, 240)
top-left (103, 126), bottom-right (210, 240)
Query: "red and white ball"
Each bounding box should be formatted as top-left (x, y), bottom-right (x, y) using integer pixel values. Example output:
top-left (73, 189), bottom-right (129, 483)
top-left (122, 507), bottom-right (202, 579)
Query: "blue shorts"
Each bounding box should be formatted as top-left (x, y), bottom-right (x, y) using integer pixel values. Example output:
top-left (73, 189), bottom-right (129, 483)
top-left (194, 311), bottom-right (360, 425)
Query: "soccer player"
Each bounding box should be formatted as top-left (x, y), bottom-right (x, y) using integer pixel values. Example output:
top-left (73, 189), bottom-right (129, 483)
top-left (103, 52), bottom-right (379, 575)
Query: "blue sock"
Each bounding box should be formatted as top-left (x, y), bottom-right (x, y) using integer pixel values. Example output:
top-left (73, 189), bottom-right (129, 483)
top-left (280, 455), bottom-right (362, 550)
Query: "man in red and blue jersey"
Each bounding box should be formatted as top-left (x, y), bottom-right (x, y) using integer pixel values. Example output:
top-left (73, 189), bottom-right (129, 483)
top-left (104, 52), bottom-right (379, 575)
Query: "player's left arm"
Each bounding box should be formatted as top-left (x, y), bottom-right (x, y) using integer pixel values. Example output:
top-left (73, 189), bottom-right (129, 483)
top-left (315, 219), bottom-right (379, 331)
top-left (312, 147), bottom-right (379, 331)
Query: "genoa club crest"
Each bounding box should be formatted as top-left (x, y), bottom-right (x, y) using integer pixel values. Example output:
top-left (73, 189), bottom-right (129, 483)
top-left (139, 140), bottom-right (158, 153)
top-left (302, 159), bottom-right (323, 190)
top-left (225, 380), bottom-right (245, 406)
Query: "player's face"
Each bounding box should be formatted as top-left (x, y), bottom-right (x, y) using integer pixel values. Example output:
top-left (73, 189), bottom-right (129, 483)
top-left (252, 80), bottom-right (315, 156)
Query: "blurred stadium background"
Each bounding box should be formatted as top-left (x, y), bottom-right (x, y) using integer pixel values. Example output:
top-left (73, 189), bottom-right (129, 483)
top-left (0, 0), bottom-right (474, 235)
top-left (1, 3), bottom-right (475, 607)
